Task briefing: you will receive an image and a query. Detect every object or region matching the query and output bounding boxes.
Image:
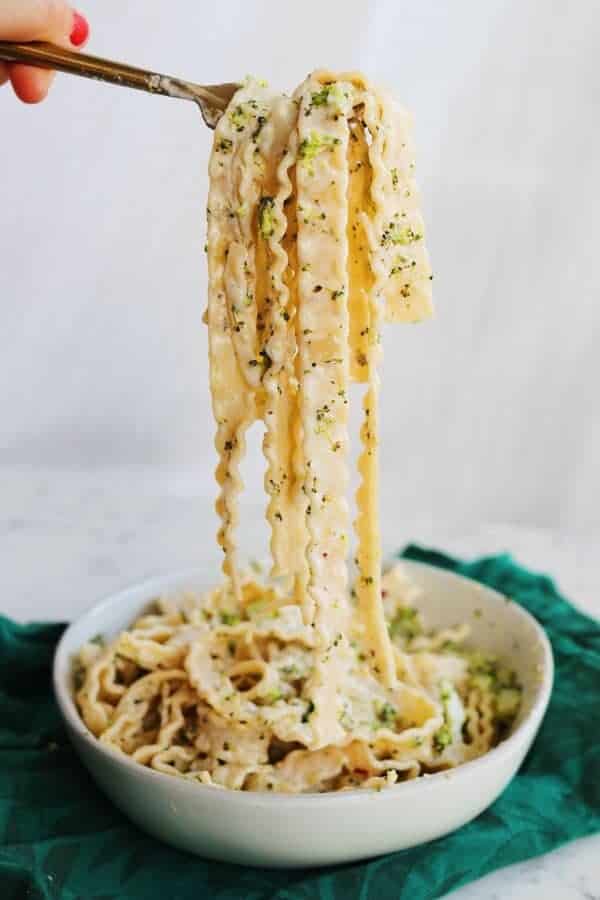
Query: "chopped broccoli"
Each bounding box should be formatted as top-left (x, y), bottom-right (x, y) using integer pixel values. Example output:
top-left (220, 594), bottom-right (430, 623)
top-left (245, 598), bottom-right (269, 619)
top-left (470, 672), bottom-right (494, 692)
top-left (381, 223), bottom-right (422, 247)
top-left (265, 689), bottom-right (282, 704)
top-left (433, 724), bottom-right (452, 752)
top-left (375, 701), bottom-right (397, 727)
top-left (388, 606), bottom-right (422, 641)
top-left (302, 700), bottom-right (315, 723)
top-left (219, 612), bottom-right (240, 626)
top-left (308, 82), bottom-right (351, 114)
top-left (258, 196), bottom-right (276, 239)
top-left (439, 680), bottom-right (453, 703)
top-left (228, 104), bottom-right (251, 132)
top-left (496, 687), bottom-right (522, 720)
top-left (298, 131), bottom-right (341, 171)
top-left (310, 87), bottom-right (331, 108)
top-left (433, 679), bottom-right (459, 754)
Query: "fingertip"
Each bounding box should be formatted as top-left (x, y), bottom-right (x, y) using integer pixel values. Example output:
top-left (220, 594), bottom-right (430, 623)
top-left (70, 11), bottom-right (90, 48)
top-left (10, 65), bottom-right (55, 104)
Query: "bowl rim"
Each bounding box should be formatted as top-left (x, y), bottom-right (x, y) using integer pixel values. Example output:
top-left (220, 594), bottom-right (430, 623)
top-left (53, 559), bottom-right (554, 808)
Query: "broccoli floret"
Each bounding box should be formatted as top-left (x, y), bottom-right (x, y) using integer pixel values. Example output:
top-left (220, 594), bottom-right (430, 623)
top-left (264, 689), bottom-right (282, 704)
top-left (388, 605), bottom-right (422, 641)
top-left (433, 724), bottom-right (452, 752)
top-left (309, 83), bottom-right (351, 114)
top-left (496, 687), bottom-right (522, 720)
top-left (258, 197), bottom-right (276, 239)
top-left (470, 673), bottom-right (494, 692)
top-left (298, 131), bottom-right (341, 171)
top-left (381, 223), bottom-right (422, 247)
top-left (302, 700), bottom-right (315, 723)
top-left (245, 598), bottom-right (268, 619)
top-left (228, 104), bottom-right (251, 132)
top-left (375, 701), bottom-right (397, 727)
top-left (219, 612), bottom-right (240, 626)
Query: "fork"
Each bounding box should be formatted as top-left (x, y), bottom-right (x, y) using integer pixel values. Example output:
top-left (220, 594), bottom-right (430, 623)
top-left (0, 40), bottom-right (238, 128)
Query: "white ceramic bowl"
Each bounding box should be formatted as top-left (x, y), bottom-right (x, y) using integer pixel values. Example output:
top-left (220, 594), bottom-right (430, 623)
top-left (53, 560), bottom-right (553, 868)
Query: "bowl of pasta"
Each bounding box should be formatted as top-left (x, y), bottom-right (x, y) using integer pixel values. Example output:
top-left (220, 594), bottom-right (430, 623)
top-left (53, 559), bottom-right (552, 868)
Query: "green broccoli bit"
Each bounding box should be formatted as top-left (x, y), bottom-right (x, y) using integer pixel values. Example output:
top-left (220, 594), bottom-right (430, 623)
top-left (265, 689), bottom-right (282, 704)
top-left (302, 700), bottom-right (315, 723)
top-left (433, 724), bottom-right (453, 753)
top-left (309, 83), bottom-right (349, 112)
top-left (468, 651), bottom-right (498, 679)
top-left (388, 606), bottom-right (422, 640)
top-left (298, 131), bottom-right (341, 169)
top-left (470, 673), bottom-right (494, 692)
top-left (375, 701), bottom-right (397, 727)
top-left (381, 223), bottom-right (422, 247)
top-left (496, 687), bottom-right (522, 720)
top-left (439, 679), bottom-right (453, 703)
top-left (310, 87), bottom-right (332, 108)
top-left (258, 196), bottom-right (276, 239)
top-left (245, 598), bottom-right (268, 618)
top-left (220, 612), bottom-right (240, 626)
top-left (228, 104), bottom-right (251, 132)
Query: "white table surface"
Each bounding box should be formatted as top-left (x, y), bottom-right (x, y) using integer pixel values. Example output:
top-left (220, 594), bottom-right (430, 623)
top-left (1, 464), bottom-right (599, 899)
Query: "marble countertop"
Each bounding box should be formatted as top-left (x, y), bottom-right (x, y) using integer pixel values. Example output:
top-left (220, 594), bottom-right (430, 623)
top-left (2, 464), bottom-right (598, 899)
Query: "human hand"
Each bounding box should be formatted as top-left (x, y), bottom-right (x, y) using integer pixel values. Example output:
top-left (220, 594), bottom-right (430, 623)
top-left (0, 0), bottom-right (89, 103)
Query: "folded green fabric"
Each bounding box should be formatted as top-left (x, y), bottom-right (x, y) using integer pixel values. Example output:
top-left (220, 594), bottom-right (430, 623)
top-left (1, 547), bottom-right (598, 900)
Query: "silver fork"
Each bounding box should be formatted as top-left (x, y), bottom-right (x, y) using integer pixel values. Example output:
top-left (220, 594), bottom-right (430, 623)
top-left (0, 40), bottom-right (238, 128)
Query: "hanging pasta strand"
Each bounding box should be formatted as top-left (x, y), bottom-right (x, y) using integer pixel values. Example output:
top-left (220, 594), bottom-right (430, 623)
top-left (71, 73), bottom-right (528, 800)
top-left (350, 89), bottom-right (395, 686)
top-left (295, 73), bottom-right (355, 746)
top-left (208, 82), bottom-right (282, 598)
top-left (346, 103), bottom-right (374, 384)
top-left (261, 121), bottom-right (305, 580)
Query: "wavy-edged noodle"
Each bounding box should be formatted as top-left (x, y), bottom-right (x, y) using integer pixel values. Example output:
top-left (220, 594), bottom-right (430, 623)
top-left (75, 563), bottom-right (520, 791)
top-left (76, 74), bottom-right (521, 792)
top-left (346, 111), bottom-right (374, 384)
top-left (208, 102), bottom-right (254, 598)
top-left (376, 90), bottom-right (433, 323)
top-left (208, 81), bottom-right (285, 597)
top-left (262, 122), bottom-right (303, 579)
top-left (295, 73), bottom-right (356, 747)
top-left (353, 85), bottom-right (393, 686)
top-left (133, 686), bottom-right (197, 765)
top-left (116, 631), bottom-right (186, 670)
top-left (76, 644), bottom-right (122, 736)
top-left (463, 686), bottom-right (496, 760)
top-left (99, 670), bottom-right (187, 754)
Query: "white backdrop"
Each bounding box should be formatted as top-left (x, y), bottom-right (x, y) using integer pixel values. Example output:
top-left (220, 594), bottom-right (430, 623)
top-left (1, 0), bottom-right (599, 539)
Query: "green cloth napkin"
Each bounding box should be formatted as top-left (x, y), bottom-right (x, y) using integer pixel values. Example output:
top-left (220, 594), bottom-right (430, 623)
top-left (1, 547), bottom-right (599, 900)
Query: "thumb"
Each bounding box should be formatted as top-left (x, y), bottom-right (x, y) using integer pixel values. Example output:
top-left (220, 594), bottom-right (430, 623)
top-left (1, 1), bottom-right (89, 103)
top-left (0, 0), bottom-right (75, 42)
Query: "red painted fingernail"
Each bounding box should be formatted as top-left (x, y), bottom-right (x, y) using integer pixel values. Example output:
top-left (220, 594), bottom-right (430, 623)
top-left (70, 11), bottom-right (89, 47)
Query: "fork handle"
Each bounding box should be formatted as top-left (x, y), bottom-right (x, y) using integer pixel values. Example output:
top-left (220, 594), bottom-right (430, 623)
top-left (0, 40), bottom-right (171, 96)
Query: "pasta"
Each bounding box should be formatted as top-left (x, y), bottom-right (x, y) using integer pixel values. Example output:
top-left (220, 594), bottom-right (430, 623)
top-left (75, 72), bottom-right (521, 792)
top-left (74, 563), bottom-right (522, 791)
